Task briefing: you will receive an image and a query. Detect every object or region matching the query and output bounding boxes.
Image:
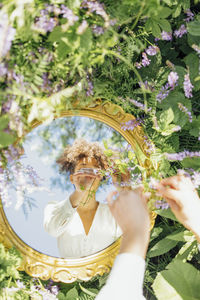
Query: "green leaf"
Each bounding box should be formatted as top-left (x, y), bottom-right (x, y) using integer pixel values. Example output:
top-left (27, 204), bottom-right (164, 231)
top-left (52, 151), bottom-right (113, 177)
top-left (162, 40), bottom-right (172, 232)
top-left (187, 20), bottom-right (200, 36)
top-left (158, 7), bottom-right (172, 18)
top-left (0, 115), bottom-right (9, 130)
top-left (159, 108), bottom-right (174, 129)
top-left (48, 26), bottom-right (63, 42)
top-left (151, 21), bottom-right (161, 38)
top-left (173, 5), bottom-right (182, 18)
top-left (145, 19), bottom-right (153, 32)
top-left (161, 124), bottom-right (179, 136)
top-left (157, 18), bottom-right (172, 32)
top-left (167, 230), bottom-right (194, 242)
top-left (66, 287), bottom-right (79, 300)
top-left (176, 241), bottom-right (197, 261)
top-left (181, 157), bottom-right (200, 169)
top-left (80, 28), bottom-right (92, 52)
top-left (150, 227), bottom-right (163, 242)
top-left (79, 284), bottom-right (98, 297)
top-left (0, 132), bottom-right (16, 148)
top-left (156, 208), bottom-right (178, 221)
top-left (148, 237), bottom-right (178, 257)
top-left (184, 53), bottom-right (200, 91)
top-left (160, 92), bottom-right (191, 127)
top-left (153, 259), bottom-right (200, 300)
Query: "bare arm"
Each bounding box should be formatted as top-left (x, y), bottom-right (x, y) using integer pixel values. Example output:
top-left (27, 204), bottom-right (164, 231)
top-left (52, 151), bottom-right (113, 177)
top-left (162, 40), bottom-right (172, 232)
top-left (155, 174), bottom-right (200, 243)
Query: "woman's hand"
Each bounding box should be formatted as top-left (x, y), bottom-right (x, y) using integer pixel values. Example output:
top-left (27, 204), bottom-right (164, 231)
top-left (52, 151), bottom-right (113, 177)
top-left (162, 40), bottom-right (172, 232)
top-left (107, 188), bottom-right (151, 258)
top-left (154, 174), bottom-right (200, 242)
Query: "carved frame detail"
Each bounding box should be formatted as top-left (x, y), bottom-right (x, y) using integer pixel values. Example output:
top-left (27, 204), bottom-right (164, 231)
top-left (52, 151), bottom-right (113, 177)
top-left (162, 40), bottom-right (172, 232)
top-left (0, 99), bottom-right (157, 282)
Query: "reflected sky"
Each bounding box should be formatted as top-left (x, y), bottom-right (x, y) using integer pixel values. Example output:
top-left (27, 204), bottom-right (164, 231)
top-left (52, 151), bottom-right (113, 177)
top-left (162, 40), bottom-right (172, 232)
top-left (3, 116), bottom-right (130, 257)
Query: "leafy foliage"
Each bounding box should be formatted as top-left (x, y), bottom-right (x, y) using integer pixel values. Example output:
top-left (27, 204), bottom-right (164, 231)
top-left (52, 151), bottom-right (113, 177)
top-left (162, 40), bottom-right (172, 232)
top-left (0, 0), bottom-right (200, 299)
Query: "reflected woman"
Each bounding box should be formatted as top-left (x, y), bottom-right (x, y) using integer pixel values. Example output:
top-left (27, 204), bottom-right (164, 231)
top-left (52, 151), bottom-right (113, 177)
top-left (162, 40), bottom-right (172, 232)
top-left (43, 138), bottom-right (122, 258)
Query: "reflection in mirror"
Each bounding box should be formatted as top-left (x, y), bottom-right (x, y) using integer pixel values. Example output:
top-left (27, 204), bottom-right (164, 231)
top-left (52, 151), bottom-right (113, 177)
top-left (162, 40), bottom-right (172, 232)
top-left (3, 116), bottom-right (137, 258)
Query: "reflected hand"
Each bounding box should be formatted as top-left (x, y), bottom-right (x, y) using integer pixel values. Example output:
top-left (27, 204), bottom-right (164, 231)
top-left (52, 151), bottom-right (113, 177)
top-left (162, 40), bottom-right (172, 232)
top-left (155, 174), bottom-right (200, 242)
top-left (72, 173), bottom-right (101, 192)
top-left (107, 188), bottom-right (150, 258)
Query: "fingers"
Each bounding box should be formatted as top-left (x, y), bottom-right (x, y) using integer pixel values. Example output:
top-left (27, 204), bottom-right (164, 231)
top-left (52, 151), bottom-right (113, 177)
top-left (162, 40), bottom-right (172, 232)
top-left (107, 190), bottom-right (119, 207)
top-left (158, 174), bottom-right (194, 190)
top-left (155, 182), bottom-right (183, 207)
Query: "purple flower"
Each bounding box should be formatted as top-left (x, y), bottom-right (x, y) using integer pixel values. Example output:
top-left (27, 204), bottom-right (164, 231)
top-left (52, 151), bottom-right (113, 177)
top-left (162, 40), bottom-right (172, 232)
top-left (135, 62), bottom-right (142, 69)
top-left (165, 151), bottom-right (200, 161)
top-left (81, 0), bottom-right (109, 25)
top-left (143, 135), bottom-right (154, 153)
top-left (145, 45), bottom-right (159, 56)
top-left (141, 52), bottom-right (151, 66)
top-left (92, 25), bottom-right (104, 35)
top-left (60, 5), bottom-right (79, 25)
top-left (156, 83), bottom-right (170, 102)
top-left (183, 73), bottom-right (194, 98)
top-left (178, 103), bottom-right (193, 122)
top-left (139, 80), bottom-right (155, 91)
top-left (174, 24), bottom-right (187, 38)
top-left (0, 13), bottom-right (16, 58)
top-left (161, 31), bottom-right (172, 41)
top-left (155, 200), bottom-right (169, 209)
top-left (86, 80), bottom-right (94, 96)
top-left (184, 9), bottom-right (194, 22)
top-left (77, 20), bottom-right (88, 34)
top-left (121, 118), bottom-right (143, 131)
top-left (192, 44), bottom-right (200, 54)
top-left (0, 63), bottom-right (7, 77)
top-left (168, 71), bottom-right (179, 89)
top-left (35, 15), bottom-right (57, 33)
top-left (129, 99), bottom-right (152, 112)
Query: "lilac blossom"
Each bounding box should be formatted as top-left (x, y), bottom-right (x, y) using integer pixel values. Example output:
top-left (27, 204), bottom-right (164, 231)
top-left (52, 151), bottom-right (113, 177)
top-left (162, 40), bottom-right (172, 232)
top-left (60, 5), bottom-right (79, 25)
top-left (183, 73), bottom-right (194, 98)
top-left (174, 24), bottom-right (187, 38)
top-left (192, 44), bottom-right (200, 54)
top-left (92, 25), bottom-right (104, 35)
top-left (86, 80), bottom-right (94, 96)
top-left (0, 13), bottom-right (16, 58)
top-left (168, 71), bottom-right (179, 89)
top-left (178, 103), bottom-right (193, 122)
top-left (145, 45), bottom-right (159, 56)
top-left (81, 0), bottom-right (109, 26)
top-left (191, 171), bottom-right (200, 189)
top-left (34, 14), bottom-right (57, 33)
top-left (141, 52), bottom-right (151, 66)
top-left (156, 83), bottom-right (170, 102)
top-left (184, 9), bottom-right (194, 22)
top-left (0, 63), bottom-right (7, 77)
top-left (121, 118), bottom-right (143, 131)
top-left (129, 98), bottom-right (152, 112)
top-left (135, 62), bottom-right (142, 69)
top-left (144, 135), bottom-right (154, 153)
top-left (77, 20), bottom-right (88, 34)
top-left (155, 200), bottom-right (169, 209)
top-left (161, 31), bottom-right (172, 41)
top-left (139, 80), bottom-right (155, 91)
top-left (165, 150), bottom-right (200, 161)
top-left (45, 280), bottom-right (60, 296)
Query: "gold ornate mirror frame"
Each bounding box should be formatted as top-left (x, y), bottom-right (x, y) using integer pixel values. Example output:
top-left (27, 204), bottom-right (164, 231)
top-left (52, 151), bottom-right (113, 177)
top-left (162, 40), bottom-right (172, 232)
top-left (0, 99), bottom-right (156, 283)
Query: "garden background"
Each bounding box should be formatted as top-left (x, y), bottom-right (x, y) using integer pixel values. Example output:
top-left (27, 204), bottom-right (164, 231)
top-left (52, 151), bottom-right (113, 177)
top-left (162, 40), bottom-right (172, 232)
top-left (0, 0), bottom-right (200, 299)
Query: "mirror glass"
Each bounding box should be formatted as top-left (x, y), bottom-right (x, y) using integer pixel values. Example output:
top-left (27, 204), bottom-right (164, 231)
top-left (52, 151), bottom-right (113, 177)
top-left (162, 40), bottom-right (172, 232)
top-left (3, 116), bottom-right (136, 258)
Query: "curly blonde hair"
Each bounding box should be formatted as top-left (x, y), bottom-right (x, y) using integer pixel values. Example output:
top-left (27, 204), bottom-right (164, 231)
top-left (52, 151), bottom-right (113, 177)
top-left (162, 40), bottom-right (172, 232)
top-left (56, 138), bottom-right (108, 174)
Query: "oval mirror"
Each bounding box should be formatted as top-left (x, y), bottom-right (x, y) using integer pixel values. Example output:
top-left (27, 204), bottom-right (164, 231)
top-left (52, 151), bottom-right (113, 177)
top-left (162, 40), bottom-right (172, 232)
top-left (0, 100), bottom-right (156, 282)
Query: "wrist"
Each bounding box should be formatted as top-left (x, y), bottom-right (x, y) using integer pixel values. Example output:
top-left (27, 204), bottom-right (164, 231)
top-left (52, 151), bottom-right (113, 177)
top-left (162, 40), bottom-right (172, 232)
top-left (120, 232), bottom-right (150, 259)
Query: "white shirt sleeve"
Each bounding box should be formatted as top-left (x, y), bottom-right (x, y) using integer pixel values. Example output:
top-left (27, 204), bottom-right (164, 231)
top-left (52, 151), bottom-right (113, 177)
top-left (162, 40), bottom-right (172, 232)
top-left (43, 197), bottom-right (77, 238)
top-left (95, 253), bottom-right (146, 300)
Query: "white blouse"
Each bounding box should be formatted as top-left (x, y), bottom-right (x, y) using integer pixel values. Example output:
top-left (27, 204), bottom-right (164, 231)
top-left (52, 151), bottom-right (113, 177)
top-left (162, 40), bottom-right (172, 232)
top-left (95, 253), bottom-right (146, 300)
top-left (43, 196), bottom-right (122, 258)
